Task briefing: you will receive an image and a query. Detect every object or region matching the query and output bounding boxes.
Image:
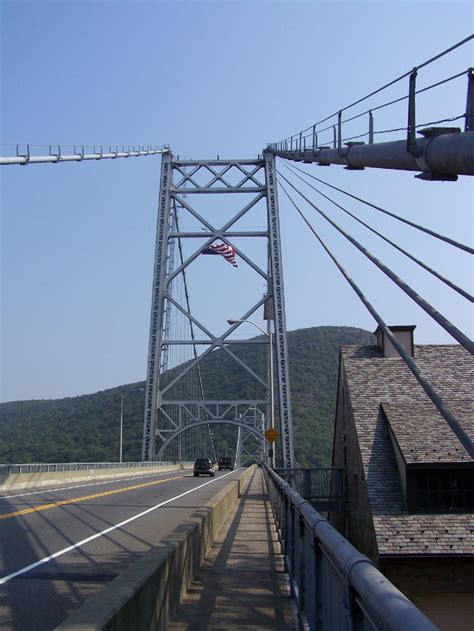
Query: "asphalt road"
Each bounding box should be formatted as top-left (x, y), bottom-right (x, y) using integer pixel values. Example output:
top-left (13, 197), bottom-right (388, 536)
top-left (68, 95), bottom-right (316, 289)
top-left (0, 468), bottom-right (239, 630)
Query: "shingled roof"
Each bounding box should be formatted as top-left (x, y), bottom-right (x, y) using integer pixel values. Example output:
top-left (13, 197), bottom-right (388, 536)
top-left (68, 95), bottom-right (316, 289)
top-left (341, 343), bottom-right (474, 556)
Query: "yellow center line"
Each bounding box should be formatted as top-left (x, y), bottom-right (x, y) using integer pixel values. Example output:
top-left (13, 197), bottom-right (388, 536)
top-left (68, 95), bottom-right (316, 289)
top-left (0, 475), bottom-right (184, 521)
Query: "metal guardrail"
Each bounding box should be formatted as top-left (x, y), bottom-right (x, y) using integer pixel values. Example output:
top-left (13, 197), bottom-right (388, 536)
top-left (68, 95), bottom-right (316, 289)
top-left (0, 461), bottom-right (193, 475)
top-left (274, 467), bottom-right (344, 512)
top-left (263, 466), bottom-right (438, 631)
top-left (0, 144), bottom-right (168, 166)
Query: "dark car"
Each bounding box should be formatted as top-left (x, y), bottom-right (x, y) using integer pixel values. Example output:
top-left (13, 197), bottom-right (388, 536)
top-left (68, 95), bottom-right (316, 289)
top-left (193, 458), bottom-right (215, 477)
top-left (218, 456), bottom-right (233, 471)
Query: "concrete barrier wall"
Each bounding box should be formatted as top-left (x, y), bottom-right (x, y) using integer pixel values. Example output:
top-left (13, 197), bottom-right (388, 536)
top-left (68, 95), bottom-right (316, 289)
top-left (56, 465), bottom-right (255, 631)
top-left (0, 464), bottom-right (191, 493)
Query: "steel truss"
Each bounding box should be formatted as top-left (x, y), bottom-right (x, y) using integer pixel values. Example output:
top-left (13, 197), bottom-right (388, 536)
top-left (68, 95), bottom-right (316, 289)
top-left (142, 151), bottom-right (294, 467)
top-left (236, 406), bottom-right (266, 467)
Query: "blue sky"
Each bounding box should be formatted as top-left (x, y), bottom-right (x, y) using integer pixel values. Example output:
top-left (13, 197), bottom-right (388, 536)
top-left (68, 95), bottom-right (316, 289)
top-left (1, 0), bottom-right (473, 402)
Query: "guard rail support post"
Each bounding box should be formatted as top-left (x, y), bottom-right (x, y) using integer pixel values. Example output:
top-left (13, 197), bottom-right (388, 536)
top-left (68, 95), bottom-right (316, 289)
top-left (297, 503), bottom-right (309, 617)
top-left (303, 519), bottom-right (316, 627)
top-left (407, 68), bottom-right (420, 156)
top-left (287, 499), bottom-right (294, 574)
top-left (303, 468), bottom-right (311, 500)
top-left (465, 68), bottom-right (474, 131)
top-left (312, 125), bottom-right (317, 155)
top-left (337, 110), bottom-right (342, 150)
top-left (292, 497), bottom-right (304, 601)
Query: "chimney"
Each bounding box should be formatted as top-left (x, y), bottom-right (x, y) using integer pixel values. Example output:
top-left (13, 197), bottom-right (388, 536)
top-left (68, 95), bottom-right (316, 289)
top-left (374, 325), bottom-right (416, 358)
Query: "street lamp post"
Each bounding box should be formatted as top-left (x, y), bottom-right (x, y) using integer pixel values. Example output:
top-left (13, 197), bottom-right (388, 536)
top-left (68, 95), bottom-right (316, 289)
top-left (227, 318), bottom-right (275, 467)
top-left (120, 387), bottom-right (144, 463)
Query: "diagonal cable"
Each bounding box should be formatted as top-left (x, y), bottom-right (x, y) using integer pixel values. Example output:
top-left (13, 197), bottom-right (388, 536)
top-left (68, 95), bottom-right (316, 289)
top-left (284, 162), bottom-right (473, 255)
top-left (175, 210), bottom-right (217, 460)
top-left (283, 164), bottom-right (473, 302)
top-left (277, 170), bottom-right (473, 353)
top-left (279, 181), bottom-right (474, 458)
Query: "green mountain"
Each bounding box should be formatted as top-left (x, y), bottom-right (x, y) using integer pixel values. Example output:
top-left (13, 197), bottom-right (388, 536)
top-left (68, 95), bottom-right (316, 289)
top-left (0, 326), bottom-right (374, 467)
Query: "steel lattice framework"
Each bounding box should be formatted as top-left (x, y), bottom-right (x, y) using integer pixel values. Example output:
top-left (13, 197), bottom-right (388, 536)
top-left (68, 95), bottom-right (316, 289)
top-left (142, 151), bottom-right (294, 467)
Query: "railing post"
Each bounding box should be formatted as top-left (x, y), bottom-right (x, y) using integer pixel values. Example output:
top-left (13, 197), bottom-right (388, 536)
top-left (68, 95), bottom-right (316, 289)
top-left (297, 513), bottom-right (306, 618)
top-left (337, 111), bottom-right (342, 150)
top-left (368, 110), bottom-right (374, 144)
top-left (314, 536), bottom-right (324, 629)
top-left (303, 521), bottom-right (316, 628)
top-left (465, 67), bottom-right (474, 131)
top-left (303, 469), bottom-right (311, 501)
top-left (407, 68), bottom-right (420, 156)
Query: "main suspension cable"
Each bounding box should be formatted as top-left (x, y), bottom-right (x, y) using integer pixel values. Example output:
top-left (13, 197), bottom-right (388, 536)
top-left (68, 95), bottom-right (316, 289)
top-left (277, 170), bottom-right (473, 353)
top-left (278, 180), bottom-right (474, 458)
top-left (285, 162), bottom-right (474, 255)
top-left (282, 164), bottom-right (473, 302)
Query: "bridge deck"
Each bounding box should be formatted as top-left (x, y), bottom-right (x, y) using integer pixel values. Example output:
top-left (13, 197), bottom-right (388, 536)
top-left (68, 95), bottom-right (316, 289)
top-left (169, 468), bottom-right (298, 629)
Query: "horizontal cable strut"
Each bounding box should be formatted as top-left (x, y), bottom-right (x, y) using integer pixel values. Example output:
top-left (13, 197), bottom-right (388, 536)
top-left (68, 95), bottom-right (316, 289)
top-left (286, 163), bottom-right (474, 254)
top-left (162, 339), bottom-right (268, 345)
top-left (277, 171), bottom-right (474, 354)
top-left (0, 145), bottom-right (167, 166)
top-left (168, 231), bottom-right (269, 238)
top-left (283, 164), bottom-right (473, 302)
top-left (268, 131), bottom-right (474, 177)
top-left (172, 158), bottom-right (264, 166)
top-left (171, 187), bottom-right (265, 194)
top-left (279, 181), bottom-right (474, 458)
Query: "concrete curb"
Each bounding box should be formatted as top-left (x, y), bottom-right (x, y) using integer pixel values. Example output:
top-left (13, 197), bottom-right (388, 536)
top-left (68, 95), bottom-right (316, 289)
top-left (56, 465), bottom-right (256, 630)
top-left (0, 464), bottom-right (191, 493)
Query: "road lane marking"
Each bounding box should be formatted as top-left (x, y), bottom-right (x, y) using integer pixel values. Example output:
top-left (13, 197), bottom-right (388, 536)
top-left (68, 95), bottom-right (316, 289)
top-left (0, 475), bottom-right (184, 520)
top-left (0, 470), bottom-right (236, 584)
top-left (0, 470), bottom-right (190, 500)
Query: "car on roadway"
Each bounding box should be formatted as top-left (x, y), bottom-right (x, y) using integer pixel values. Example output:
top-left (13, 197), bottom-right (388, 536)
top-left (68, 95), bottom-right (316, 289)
top-left (218, 456), bottom-right (233, 471)
top-left (193, 458), bottom-right (215, 477)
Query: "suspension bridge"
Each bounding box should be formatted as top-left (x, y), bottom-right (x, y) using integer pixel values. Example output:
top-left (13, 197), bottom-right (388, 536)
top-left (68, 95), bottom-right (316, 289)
top-left (1, 36), bottom-right (472, 630)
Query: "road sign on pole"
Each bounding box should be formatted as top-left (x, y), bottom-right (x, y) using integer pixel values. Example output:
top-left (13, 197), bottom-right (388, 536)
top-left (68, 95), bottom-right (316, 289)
top-left (265, 428), bottom-right (279, 442)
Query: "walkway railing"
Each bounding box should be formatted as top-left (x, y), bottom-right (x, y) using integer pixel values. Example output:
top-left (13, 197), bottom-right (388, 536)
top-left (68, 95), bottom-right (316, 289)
top-left (274, 467), bottom-right (344, 512)
top-left (0, 461), bottom-right (193, 475)
top-left (263, 465), bottom-right (438, 630)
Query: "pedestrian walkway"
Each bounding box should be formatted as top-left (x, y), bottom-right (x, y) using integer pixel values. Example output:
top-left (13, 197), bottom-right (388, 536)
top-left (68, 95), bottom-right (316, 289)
top-left (169, 467), bottom-right (298, 630)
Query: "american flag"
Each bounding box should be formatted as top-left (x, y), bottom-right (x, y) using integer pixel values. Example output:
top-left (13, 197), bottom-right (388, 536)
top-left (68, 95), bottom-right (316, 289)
top-left (201, 242), bottom-right (238, 267)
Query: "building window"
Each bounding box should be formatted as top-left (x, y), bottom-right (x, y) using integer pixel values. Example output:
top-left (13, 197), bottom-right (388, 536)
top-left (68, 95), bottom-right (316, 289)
top-left (412, 469), bottom-right (474, 513)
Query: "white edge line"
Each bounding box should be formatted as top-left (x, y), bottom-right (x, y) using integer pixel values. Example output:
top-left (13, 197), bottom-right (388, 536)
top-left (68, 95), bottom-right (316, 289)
top-left (0, 470), bottom-right (236, 585)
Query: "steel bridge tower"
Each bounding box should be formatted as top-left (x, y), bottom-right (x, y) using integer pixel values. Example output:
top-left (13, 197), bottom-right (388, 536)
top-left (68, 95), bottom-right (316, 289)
top-left (142, 151), bottom-right (294, 468)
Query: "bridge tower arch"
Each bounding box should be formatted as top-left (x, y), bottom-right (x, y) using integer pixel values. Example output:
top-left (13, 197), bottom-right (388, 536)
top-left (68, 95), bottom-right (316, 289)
top-left (142, 151), bottom-right (294, 468)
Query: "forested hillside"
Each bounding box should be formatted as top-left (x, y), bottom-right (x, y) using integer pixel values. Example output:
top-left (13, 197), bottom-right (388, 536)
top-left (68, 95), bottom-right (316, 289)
top-left (0, 326), bottom-right (375, 466)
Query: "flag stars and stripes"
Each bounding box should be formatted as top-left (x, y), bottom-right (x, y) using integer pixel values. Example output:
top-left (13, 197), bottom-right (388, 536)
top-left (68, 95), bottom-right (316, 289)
top-left (201, 242), bottom-right (238, 267)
